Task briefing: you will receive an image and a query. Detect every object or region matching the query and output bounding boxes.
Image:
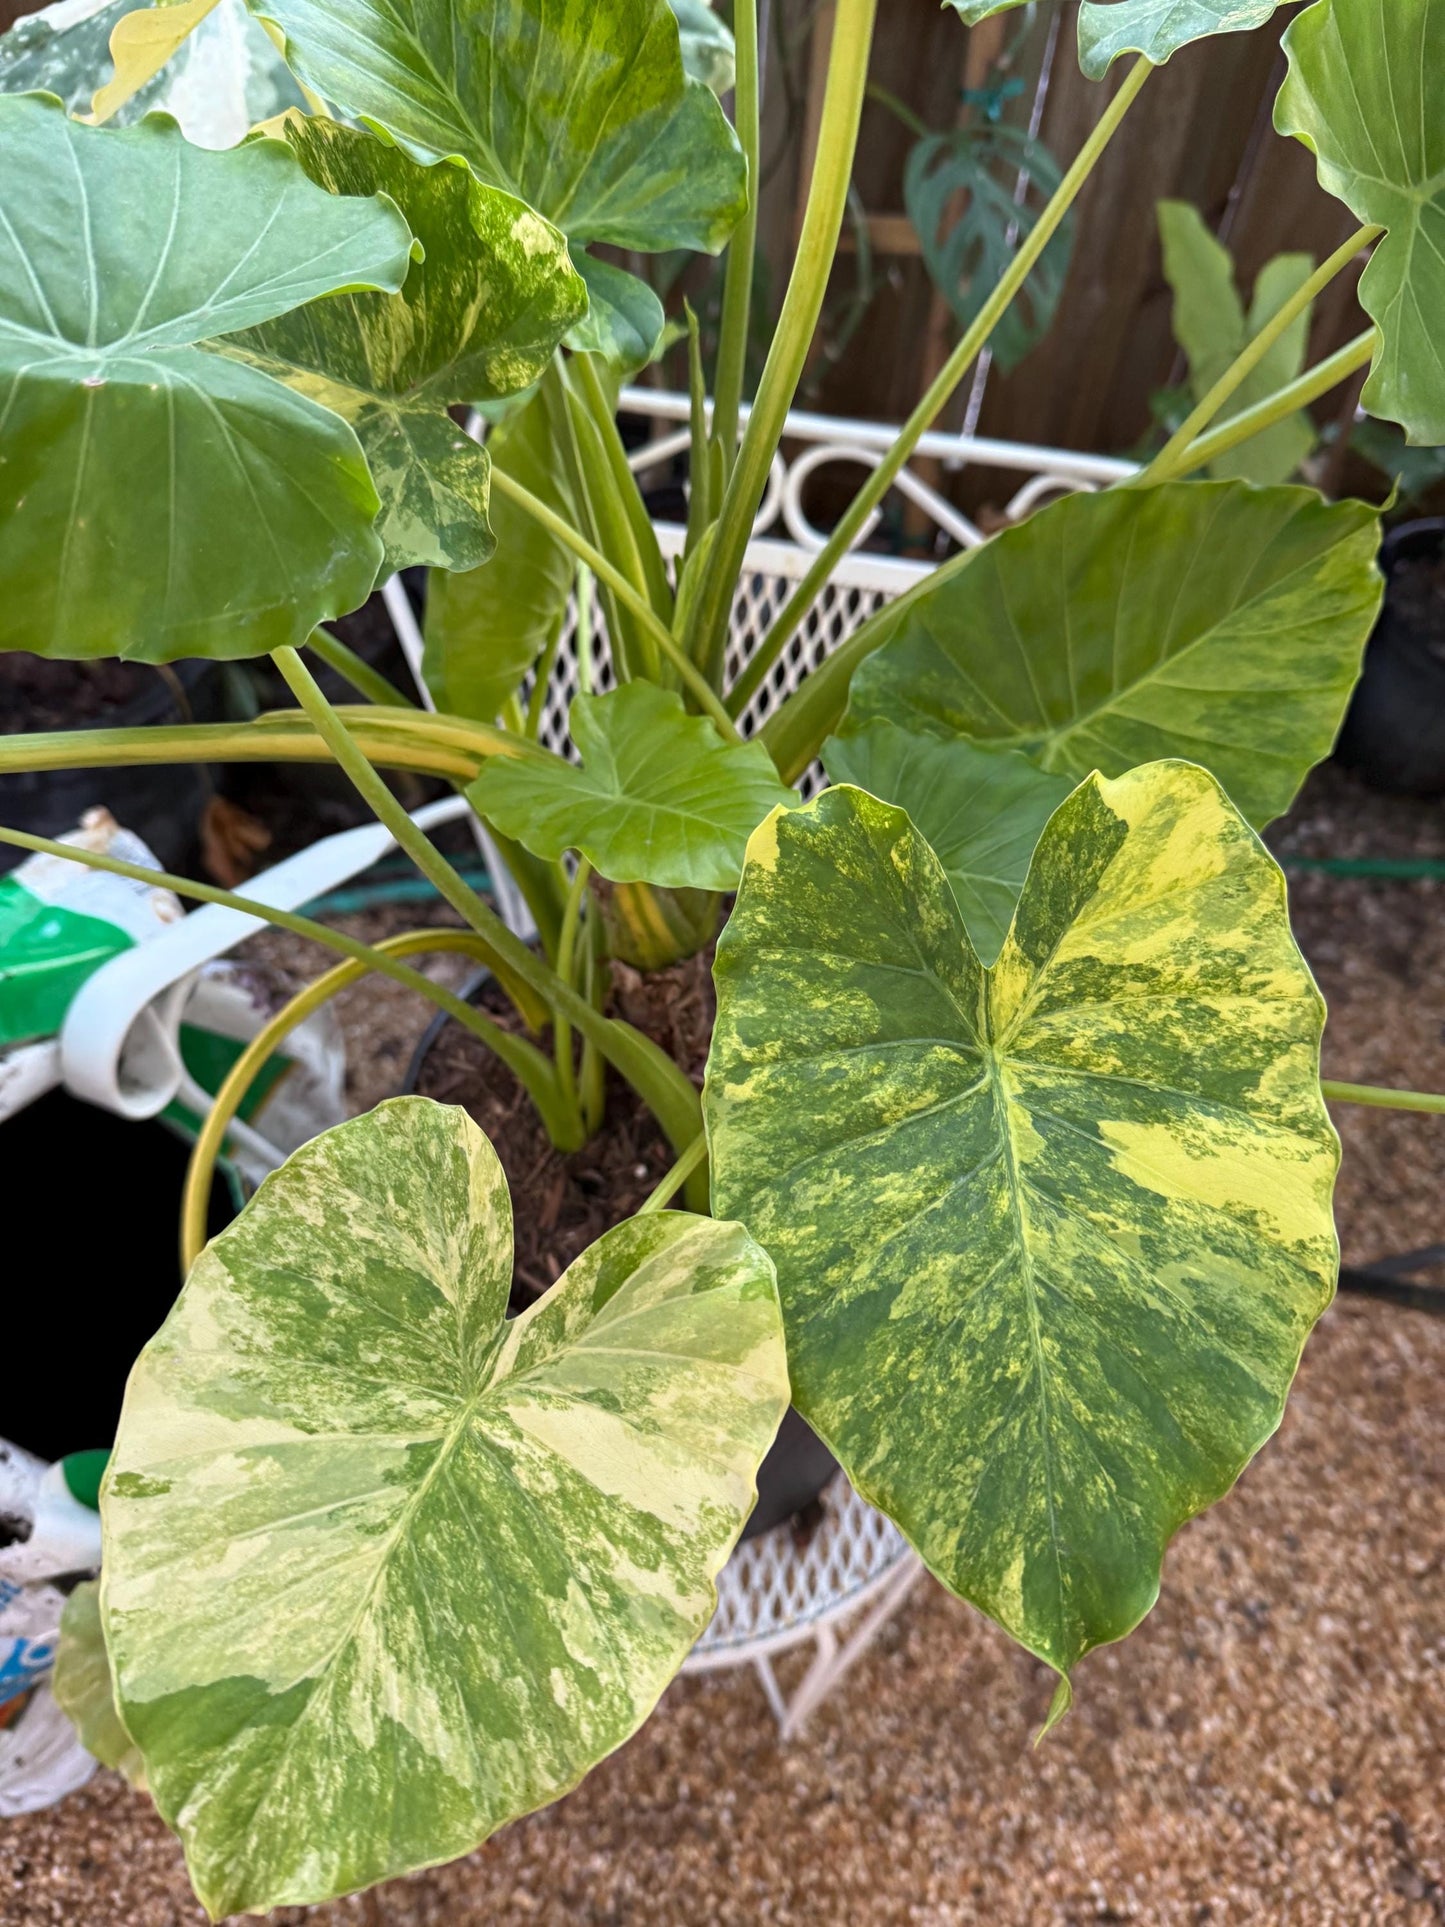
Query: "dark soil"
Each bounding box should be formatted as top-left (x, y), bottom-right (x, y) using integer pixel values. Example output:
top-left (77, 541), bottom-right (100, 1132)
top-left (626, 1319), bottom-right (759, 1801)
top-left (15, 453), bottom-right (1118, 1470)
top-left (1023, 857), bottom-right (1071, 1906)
top-left (0, 655), bottom-right (157, 733)
top-left (1387, 550), bottom-right (1445, 658)
top-left (414, 945), bottom-right (717, 1300)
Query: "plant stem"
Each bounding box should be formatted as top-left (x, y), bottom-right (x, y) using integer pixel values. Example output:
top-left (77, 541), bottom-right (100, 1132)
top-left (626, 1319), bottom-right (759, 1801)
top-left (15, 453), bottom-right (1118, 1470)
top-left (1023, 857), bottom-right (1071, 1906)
top-left (1323, 1081), bottom-right (1445, 1116)
top-left (1139, 224), bottom-right (1382, 487)
top-left (525, 622), bottom-right (566, 739)
top-left (639, 1134), bottom-right (709, 1215)
top-left (712, 0), bottom-right (760, 483)
top-left (1154, 328), bottom-right (1379, 483)
top-left (0, 708), bottom-right (534, 786)
top-left (687, 0), bottom-right (880, 685)
top-left (306, 626), bottom-right (417, 709)
top-left (553, 858), bottom-right (592, 1115)
top-left (728, 51), bottom-right (1154, 721)
top-left (575, 564), bottom-right (595, 696)
top-left (489, 466), bottom-right (745, 743)
top-left (179, 928), bottom-right (515, 1271)
top-left (0, 822), bottom-right (578, 1137)
top-left (269, 649), bottom-right (707, 1182)
top-left (569, 354), bottom-right (673, 624)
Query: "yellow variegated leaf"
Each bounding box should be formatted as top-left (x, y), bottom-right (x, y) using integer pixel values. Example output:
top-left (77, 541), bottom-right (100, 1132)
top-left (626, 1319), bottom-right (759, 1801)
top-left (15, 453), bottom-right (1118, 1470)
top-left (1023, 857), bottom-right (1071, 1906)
top-left (706, 767), bottom-right (1338, 1718)
top-left (102, 1098), bottom-right (788, 1916)
top-left (52, 1580), bottom-right (146, 1788)
top-left (86, 0), bottom-right (221, 125)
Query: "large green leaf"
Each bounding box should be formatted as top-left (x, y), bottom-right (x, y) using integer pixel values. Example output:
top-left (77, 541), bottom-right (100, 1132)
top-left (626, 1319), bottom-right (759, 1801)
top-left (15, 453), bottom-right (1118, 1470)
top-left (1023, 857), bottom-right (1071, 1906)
top-left (1157, 200), bottom-right (1315, 484)
top-left (0, 95), bottom-right (413, 662)
top-left (53, 1581), bottom-right (146, 1788)
top-left (705, 768), bottom-right (1338, 1716)
top-left (821, 722), bottom-right (1071, 966)
top-left (845, 481), bottom-right (1382, 828)
top-left (469, 681), bottom-right (796, 889)
top-left (1276, 0), bottom-right (1445, 446)
top-left (423, 374), bottom-right (577, 719)
top-left (227, 117), bottom-right (585, 573)
top-left (102, 1097), bottom-right (787, 1916)
top-left (248, 0), bottom-right (747, 362)
top-left (943, 1), bottom-right (1283, 78)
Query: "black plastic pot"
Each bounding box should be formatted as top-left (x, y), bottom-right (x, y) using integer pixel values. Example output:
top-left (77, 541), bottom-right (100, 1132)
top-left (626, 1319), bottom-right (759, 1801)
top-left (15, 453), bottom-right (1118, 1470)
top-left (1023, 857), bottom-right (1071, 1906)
top-left (1, 1090), bottom-right (233, 1461)
top-left (0, 659), bottom-right (219, 876)
top-left (1336, 519), bottom-right (1445, 795)
top-left (741, 1407), bottom-right (840, 1540)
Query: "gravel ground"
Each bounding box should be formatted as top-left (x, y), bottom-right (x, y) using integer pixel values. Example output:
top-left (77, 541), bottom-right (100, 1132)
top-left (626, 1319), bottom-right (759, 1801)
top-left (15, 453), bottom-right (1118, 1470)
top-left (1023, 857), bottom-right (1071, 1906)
top-left (4, 766), bottom-right (1444, 1926)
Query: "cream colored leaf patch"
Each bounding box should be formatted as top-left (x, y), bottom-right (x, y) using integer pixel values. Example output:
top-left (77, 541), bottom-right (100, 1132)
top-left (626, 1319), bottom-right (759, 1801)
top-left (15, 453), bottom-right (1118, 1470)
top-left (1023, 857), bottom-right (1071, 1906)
top-left (86, 0), bottom-right (220, 124)
top-left (705, 766), bottom-right (1338, 1715)
top-left (101, 1098), bottom-right (787, 1917)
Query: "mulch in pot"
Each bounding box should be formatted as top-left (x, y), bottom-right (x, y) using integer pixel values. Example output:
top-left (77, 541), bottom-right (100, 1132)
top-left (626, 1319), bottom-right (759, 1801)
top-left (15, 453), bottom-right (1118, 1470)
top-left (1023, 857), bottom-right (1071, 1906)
top-left (413, 947), bottom-right (716, 1302)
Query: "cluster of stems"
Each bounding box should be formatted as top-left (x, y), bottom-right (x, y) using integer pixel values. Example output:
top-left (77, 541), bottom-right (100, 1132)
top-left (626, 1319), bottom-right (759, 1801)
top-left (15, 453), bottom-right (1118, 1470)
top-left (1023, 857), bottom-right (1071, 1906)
top-left (0, 12), bottom-right (1432, 1212)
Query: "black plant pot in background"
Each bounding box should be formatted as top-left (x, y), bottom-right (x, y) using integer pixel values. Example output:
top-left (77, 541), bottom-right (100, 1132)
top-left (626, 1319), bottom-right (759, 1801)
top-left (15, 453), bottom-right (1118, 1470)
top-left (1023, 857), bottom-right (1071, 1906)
top-left (1336, 519), bottom-right (1445, 795)
top-left (742, 1406), bottom-right (840, 1540)
top-left (0, 656), bottom-right (220, 876)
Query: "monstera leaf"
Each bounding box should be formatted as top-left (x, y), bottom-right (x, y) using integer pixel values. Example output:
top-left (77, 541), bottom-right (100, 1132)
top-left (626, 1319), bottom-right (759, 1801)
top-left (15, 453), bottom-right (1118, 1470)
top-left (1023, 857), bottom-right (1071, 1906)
top-left (470, 682), bottom-right (796, 889)
top-left (905, 121), bottom-right (1073, 373)
top-left (228, 117), bottom-right (585, 573)
top-left (0, 95), bottom-right (414, 661)
top-left (102, 1098), bottom-right (787, 1916)
top-left (1276, 0), bottom-right (1445, 446)
top-left (706, 769), bottom-right (1338, 1719)
top-left (822, 723), bottom-right (1071, 966)
top-left (247, 0), bottom-right (747, 365)
top-left (1158, 200), bottom-right (1316, 484)
top-left (53, 1581), bottom-right (146, 1788)
top-left (845, 481), bottom-right (1382, 828)
top-left (945, 1), bottom-right (1283, 78)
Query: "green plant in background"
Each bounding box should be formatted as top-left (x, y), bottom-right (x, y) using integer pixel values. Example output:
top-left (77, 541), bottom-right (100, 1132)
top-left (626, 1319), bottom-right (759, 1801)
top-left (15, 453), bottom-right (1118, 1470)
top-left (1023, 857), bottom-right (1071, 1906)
top-left (1, 0), bottom-right (1444, 1912)
top-left (1156, 199), bottom-right (1319, 484)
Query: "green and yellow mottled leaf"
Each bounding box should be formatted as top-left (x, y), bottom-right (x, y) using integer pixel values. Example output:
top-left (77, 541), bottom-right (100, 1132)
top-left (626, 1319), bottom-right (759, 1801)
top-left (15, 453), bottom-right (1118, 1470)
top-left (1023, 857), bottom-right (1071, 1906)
top-left (821, 722), bottom-right (1071, 966)
top-left (224, 116), bottom-right (585, 574)
top-left (706, 769), bottom-right (1338, 1714)
top-left (0, 95), bottom-right (413, 662)
top-left (846, 481), bottom-right (1382, 828)
top-left (52, 1581), bottom-right (146, 1789)
top-left (86, 0), bottom-right (221, 124)
top-left (1275, 0), bottom-right (1445, 446)
top-left (470, 682), bottom-right (796, 890)
top-left (246, 0), bottom-right (747, 362)
top-left (102, 1098), bottom-right (788, 1917)
top-left (670, 0), bottom-right (733, 93)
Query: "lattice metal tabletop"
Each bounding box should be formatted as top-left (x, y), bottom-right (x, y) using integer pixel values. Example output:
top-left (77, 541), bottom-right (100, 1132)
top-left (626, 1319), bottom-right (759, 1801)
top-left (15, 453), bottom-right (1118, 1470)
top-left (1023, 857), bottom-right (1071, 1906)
top-left (682, 1478), bottom-right (923, 1741)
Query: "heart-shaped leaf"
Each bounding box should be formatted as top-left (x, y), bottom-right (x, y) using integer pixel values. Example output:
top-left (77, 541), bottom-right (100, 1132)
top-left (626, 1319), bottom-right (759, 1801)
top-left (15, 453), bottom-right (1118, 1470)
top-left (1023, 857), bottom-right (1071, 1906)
top-left (821, 723), bottom-right (1070, 966)
top-left (0, 95), bottom-right (414, 661)
top-left (1158, 200), bottom-right (1316, 484)
top-left (1275, 0), bottom-right (1445, 446)
top-left (944, 1), bottom-right (1283, 78)
top-left (248, 0), bottom-right (747, 364)
top-left (227, 117), bottom-right (585, 573)
top-left (53, 1581), bottom-right (146, 1788)
top-left (102, 1097), bottom-right (788, 1916)
top-left (469, 682), bottom-right (796, 889)
top-left (706, 769), bottom-right (1338, 1717)
top-left (845, 480), bottom-right (1382, 828)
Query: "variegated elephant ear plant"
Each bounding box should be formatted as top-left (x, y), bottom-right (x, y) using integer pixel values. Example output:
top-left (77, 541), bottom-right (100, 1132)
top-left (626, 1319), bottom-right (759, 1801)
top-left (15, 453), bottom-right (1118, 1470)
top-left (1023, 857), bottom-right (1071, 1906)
top-left (2, 0), bottom-right (1442, 1911)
